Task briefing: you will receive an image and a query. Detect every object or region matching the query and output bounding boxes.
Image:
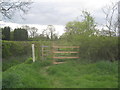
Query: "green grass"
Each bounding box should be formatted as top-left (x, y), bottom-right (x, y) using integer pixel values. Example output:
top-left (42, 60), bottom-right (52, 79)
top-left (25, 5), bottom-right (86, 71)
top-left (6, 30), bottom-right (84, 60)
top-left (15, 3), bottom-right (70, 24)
top-left (2, 55), bottom-right (31, 71)
top-left (2, 59), bottom-right (118, 88)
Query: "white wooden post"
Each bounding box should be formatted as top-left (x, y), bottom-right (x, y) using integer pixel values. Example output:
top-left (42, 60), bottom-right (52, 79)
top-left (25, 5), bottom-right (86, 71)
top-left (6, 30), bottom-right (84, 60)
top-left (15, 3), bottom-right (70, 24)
top-left (42, 45), bottom-right (43, 60)
top-left (32, 44), bottom-right (35, 62)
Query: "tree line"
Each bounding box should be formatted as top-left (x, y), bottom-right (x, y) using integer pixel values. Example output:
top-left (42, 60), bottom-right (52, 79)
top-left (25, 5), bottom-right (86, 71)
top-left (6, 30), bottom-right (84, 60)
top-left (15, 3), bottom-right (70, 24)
top-left (1, 25), bottom-right (59, 41)
top-left (2, 27), bottom-right (28, 41)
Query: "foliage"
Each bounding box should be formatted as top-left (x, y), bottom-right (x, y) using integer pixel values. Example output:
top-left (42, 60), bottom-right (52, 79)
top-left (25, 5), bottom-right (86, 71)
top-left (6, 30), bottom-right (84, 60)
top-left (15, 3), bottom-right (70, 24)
top-left (2, 26), bottom-right (10, 40)
top-left (2, 60), bottom-right (118, 88)
top-left (60, 35), bottom-right (118, 61)
top-left (60, 11), bottom-right (118, 61)
top-left (28, 35), bottom-right (49, 41)
top-left (2, 40), bottom-right (52, 59)
top-left (79, 36), bottom-right (118, 61)
top-left (14, 28), bottom-right (28, 41)
top-left (10, 31), bottom-right (14, 40)
top-left (24, 57), bottom-right (33, 64)
top-left (22, 25), bottom-right (39, 38)
top-left (2, 55), bottom-right (29, 71)
top-left (64, 11), bottom-right (97, 38)
top-left (44, 25), bottom-right (58, 40)
top-left (2, 41), bottom-right (32, 58)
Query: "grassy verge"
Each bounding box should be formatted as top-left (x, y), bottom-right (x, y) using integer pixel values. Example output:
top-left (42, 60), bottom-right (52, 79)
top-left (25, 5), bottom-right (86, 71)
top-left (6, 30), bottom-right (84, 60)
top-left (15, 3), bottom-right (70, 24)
top-left (2, 59), bottom-right (118, 88)
top-left (2, 55), bottom-right (31, 71)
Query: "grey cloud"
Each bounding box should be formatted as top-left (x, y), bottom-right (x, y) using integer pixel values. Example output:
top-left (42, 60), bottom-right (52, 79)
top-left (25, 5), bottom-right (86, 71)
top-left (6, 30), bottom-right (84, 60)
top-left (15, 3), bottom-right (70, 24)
top-left (11, 2), bottom-right (106, 26)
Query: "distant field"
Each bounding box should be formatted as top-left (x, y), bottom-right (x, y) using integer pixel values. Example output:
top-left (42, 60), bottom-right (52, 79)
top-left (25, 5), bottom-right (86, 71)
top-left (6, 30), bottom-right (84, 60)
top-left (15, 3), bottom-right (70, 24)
top-left (2, 59), bottom-right (118, 88)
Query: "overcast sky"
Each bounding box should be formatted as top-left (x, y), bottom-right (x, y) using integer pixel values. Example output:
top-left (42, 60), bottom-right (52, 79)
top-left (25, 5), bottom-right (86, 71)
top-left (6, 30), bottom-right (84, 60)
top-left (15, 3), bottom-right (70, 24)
top-left (0, 0), bottom-right (118, 35)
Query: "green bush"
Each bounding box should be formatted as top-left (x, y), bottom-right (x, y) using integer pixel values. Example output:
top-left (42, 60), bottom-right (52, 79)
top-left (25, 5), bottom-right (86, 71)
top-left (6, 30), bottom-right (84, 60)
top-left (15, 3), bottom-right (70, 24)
top-left (24, 57), bottom-right (33, 64)
top-left (65, 36), bottom-right (118, 61)
top-left (2, 36), bottom-right (118, 62)
top-left (2, 41), bottom-right (32, 58)
top-left (2, 41), bottom-right (52, 59)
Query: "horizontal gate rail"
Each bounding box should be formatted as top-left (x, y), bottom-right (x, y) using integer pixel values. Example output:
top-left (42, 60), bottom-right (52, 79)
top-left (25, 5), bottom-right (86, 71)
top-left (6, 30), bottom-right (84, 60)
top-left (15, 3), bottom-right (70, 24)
top-left (53, 51), bottom-right (79, 53)
top-left (41, 45), bottom-right (80, 61)
top-left (42, 54), bottom-right (49, 56)
top-left (52, 46), bottom-right (79, 48)
top-left (53, 57), bottom-right (80, 59)
top-left (43, 50), bottom-right (51, 52)
top-left (41, 45), bottom-right (51, 60)
top-left (41, 46), bottom-right (49, 47)
top-left (52, 45), bottom-right (80, 60)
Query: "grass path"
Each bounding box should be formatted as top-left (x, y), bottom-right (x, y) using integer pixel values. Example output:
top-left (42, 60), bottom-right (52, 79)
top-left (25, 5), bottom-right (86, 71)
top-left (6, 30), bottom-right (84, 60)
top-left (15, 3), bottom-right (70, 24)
top-left (2, 60), bottom-right (118, 88)
top-left (38, 60), bottom-right (118, 88)
top-left (39, 64), bottom-right (63, 88)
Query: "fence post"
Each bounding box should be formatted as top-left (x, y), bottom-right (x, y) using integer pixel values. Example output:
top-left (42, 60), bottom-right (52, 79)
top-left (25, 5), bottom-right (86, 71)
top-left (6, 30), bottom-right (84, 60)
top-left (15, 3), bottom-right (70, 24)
top-left (41, 45), bottom-right (44, 60)
top-left (32, 44), bottom-right (35, 62)
top-left (37, 43), bottom-right (41, 61)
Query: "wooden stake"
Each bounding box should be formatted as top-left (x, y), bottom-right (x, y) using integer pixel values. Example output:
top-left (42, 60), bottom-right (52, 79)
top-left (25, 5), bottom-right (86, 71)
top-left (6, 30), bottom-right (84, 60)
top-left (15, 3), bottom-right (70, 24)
top-left (32, 44), bottom-right (35, 62)
top-left (42, 45), bottom-right (44, 60)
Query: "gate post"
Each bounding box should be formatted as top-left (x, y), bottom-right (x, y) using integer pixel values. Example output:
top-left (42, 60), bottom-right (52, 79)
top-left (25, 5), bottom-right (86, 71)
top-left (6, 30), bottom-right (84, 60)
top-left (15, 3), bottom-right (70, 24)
top-left (41, 44), bottom-right (44, 60)
top-left (32, 44), bottom-right (35, 62)
top-left (37, 44), bottom-right (41, 61)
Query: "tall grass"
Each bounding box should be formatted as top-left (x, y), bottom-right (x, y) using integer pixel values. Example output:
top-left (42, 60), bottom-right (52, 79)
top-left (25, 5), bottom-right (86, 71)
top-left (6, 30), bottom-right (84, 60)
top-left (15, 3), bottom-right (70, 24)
top-left (2, 55), bottom-right (31, 71)
top-left (2, 59), bottom-right (118, 88)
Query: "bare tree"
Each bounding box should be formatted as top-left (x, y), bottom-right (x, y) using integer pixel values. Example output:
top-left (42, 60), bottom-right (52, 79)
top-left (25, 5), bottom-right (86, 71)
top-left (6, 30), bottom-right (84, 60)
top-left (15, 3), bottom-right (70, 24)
top-left (47, 25), bottom-right (55, 40)
top-left (41, 29), bottom-right (47, 37)
top-left (30, 27), bottom-right (38, 38)
top-left (41, 25), bottom-right (58, 40)
top-left (102, 2), bottom-right (118, 36)
top-left (46, 25), bottom-right (57, 40)
top-left (0, 0), bottom-right (33, 19)
top-left (22, 25), bottom-right (38, 38)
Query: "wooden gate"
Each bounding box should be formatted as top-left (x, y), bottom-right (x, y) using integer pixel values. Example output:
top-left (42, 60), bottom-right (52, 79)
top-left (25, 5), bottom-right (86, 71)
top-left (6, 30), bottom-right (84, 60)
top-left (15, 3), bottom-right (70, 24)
top-left (41, 45), bottom-right (80, 62)
top-left (52, 45), bottom-right (80, 60)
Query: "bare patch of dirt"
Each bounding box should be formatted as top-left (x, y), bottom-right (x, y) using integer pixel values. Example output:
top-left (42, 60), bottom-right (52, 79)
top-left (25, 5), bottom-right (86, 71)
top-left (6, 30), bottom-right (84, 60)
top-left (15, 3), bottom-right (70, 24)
top-left (53, 62), bottom-right (66, 64)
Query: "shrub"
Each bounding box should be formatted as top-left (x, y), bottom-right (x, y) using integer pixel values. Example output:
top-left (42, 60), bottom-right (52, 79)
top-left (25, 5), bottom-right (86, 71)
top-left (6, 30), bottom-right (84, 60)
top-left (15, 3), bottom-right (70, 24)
top-left (2, 27), bottom-right (10, 40)
top-left (2, 41), bottom-right (52, 59)
top-left (2, 41), bottom-right (32, 58)
top-left (24, 58), bottom-right (33, 64)
top-left (70, 36), bottom-right (118, 61)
